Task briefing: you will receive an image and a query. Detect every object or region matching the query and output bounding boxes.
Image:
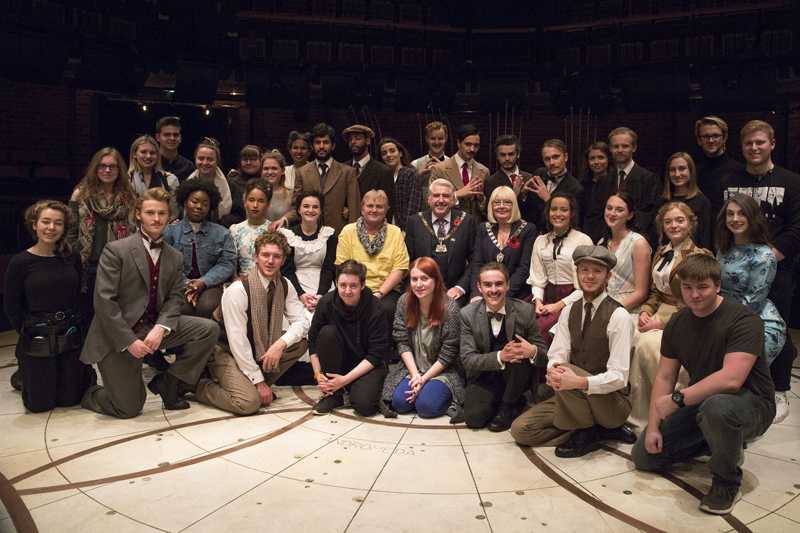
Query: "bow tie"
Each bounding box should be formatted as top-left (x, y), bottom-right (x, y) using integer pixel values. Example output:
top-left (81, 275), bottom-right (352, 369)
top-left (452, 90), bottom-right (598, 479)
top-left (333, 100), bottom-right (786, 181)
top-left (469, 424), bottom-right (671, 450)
top-left (487, 311), bottom-right (504, 321)
top-left (144, 238), bottom-right (163, 249)
top-left (656, 249), bottom-right (674, 272)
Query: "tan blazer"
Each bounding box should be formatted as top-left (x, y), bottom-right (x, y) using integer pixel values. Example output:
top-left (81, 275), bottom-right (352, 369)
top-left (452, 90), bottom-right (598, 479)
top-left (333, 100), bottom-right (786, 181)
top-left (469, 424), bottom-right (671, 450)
top-left (80, 234), bottom-right (185, 363)
top-left (292, 160), bottom-right (360, 234)
top-left (429, 157), bottom-right (490, 220)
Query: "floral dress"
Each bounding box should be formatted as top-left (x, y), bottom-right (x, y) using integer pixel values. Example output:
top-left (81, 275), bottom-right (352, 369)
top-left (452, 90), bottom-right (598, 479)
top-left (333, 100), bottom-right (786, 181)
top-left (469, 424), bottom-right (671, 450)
top-left (718, 243), bottom-right (786, 363)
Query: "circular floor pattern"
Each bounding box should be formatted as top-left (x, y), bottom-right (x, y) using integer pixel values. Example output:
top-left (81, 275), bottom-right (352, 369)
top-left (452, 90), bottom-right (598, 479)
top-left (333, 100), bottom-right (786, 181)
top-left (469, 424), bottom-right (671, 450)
top-left (2, 367), bottom-right (800, 532)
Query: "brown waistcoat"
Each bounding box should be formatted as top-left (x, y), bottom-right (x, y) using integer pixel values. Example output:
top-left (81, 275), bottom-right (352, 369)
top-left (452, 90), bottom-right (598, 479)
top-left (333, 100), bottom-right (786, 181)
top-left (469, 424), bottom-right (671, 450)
top-left (567, 296), bottom-right (622, 375)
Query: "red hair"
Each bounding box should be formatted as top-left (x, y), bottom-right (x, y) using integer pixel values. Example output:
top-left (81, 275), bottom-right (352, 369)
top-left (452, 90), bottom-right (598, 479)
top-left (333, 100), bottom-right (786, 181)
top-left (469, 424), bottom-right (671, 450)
top-left (405, 257), bottom-right (447, 329)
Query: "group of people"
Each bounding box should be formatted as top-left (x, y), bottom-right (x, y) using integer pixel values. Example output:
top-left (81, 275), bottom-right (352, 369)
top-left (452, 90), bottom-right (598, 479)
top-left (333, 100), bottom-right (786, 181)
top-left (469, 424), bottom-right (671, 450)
top-left (5, 113), bottom-right (799, 517)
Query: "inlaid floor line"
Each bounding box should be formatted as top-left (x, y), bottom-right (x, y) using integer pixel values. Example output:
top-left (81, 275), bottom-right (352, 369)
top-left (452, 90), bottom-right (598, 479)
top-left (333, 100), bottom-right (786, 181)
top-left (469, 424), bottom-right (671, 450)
top-left (342, 421), bottom-right (412, 533)
top-left (600, 445), bottom-right (753, 533)
top-left (176, 421), bottom-right (370, 533)
top-left (0, 470), bottom-right (38, 533)
top-left (520, 446), bottom-right (667, 533)
top-left (767, 490), bottom-right (800, 524)
top-left (744, 449), bottom-right (800, 467)
top-left (15, 413), bottom-right (316, 495)
top-left (10, 407), bottom-right (311, 484)
top-left (455, 427), bottom-right (494, 533)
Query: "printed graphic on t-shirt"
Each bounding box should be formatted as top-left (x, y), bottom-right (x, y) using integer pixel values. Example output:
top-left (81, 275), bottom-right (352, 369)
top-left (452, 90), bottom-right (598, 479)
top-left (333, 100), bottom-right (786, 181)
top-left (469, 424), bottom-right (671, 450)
top-left (725, 186), bottom-right (785, 220)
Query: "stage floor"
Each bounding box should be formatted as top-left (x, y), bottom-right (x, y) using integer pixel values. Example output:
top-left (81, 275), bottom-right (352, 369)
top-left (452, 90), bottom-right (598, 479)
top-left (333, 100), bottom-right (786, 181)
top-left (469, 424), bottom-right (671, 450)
top-left (1, 330), bottom-right (800, 533)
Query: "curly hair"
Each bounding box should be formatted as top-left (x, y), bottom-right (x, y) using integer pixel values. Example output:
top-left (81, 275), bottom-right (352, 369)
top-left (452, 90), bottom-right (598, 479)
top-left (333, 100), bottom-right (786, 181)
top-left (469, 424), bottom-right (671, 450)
top-left (175, 178), bottom-right (221, 212)
top-left (24, 199), bottom-right (72, 256)
top-left (254, 230), bottom-right (290, 258)
top-left (655, 201), bottom-right (697, 245)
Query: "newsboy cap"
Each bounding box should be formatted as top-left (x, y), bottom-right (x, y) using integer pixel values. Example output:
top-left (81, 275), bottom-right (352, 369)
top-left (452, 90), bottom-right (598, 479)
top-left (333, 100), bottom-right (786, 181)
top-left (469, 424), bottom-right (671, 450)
top-left (342, 124), bottom-right (375, 139)
top-left (572, 245), bottom-right (617, 270)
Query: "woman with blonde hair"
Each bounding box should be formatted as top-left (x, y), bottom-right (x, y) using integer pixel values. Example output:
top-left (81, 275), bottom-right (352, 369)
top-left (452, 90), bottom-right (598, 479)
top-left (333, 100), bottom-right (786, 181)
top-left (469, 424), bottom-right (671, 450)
top-left (470, 186), bottom-right (536, 300)
top-left (68, 147), bottom-right (136, 323)
top-left (128, 134), bottom-right (179, 216)
top-left (628, 201), bottom-right (710, 428)
top-left (186, 137), bottom-right (232, 221)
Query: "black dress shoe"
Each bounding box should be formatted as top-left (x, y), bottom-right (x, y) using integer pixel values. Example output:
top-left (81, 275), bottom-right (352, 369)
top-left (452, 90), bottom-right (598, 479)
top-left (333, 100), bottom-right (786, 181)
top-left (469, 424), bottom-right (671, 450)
top-left (488, 404), bottom-right (516, 432)
top-left (143, 351), bottom-right (170, 371)
top-left (598, 425), bottom-right (637, 444)
top-left (10, 370), bottom-right (22, 392)
top-left (555, 427), bottom-right (601, 458)
top-left (148, 373), bottom-right (190, 410)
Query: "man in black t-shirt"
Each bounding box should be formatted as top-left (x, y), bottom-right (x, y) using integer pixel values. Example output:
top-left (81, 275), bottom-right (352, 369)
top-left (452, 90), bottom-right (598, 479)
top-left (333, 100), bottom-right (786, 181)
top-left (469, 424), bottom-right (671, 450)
top-left (632, 254), bottom-right (775, 516)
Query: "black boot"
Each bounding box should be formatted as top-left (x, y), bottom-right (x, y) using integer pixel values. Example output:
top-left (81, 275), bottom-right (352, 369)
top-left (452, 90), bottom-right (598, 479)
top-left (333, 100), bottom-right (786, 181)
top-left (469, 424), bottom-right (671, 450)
top-left (555, 427), bottom-right (601, 458)
top-left (148, 373), bottom-right (190, 410)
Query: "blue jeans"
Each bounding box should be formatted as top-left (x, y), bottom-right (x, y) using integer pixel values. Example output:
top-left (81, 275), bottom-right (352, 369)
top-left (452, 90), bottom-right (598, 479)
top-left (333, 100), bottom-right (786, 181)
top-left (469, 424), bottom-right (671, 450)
top-left (391, 377), bottom-right (452, 418)
top-left (632, 389), bottom-right (773, 486)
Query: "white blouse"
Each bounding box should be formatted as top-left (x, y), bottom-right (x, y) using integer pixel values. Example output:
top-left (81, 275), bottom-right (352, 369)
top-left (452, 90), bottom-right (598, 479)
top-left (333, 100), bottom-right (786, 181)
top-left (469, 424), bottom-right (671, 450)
top-left (528, 229), bottom-right (593, 304)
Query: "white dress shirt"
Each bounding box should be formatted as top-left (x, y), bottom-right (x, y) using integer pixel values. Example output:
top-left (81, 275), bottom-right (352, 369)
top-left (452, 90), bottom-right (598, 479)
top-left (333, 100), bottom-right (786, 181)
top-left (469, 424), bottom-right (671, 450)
top-left (453, 153), bottom-right (473, 181)
top-left (653, 243), bottom-right (676, 294)
top-left (528, 230), bottom-right (593, 304)
top-left (316, 158), bottom-right (334, 177)
top-left (616, 159), bottom-right (635, 183)
top-left (353, 153), bottom-right (370, 170)
top-left (221, 271), bottom-right (310, 385)
top-left (547, 292), bottom-right (633, 395)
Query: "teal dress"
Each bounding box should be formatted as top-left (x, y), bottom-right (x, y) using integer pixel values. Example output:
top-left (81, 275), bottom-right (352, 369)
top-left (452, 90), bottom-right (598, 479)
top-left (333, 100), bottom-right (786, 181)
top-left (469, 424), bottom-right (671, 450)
top-left (718, 244), bottom-right (786, 363)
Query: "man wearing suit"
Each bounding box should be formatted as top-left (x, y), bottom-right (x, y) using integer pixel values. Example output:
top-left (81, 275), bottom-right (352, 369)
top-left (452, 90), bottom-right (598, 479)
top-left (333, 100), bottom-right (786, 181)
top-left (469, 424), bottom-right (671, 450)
top-left (608, 127), bottom-right (660, 242)
top-left (80, 188), bottom-right (218, 419)
top-left (343, 124), bottom-right (395, 214)
top-left (292, 122), bottom-right (360, 234)
top-left (523, 139), bottom-right (584, 231)
top-left (429, 124), bottom-right (489, 220)
top-left (405, 178), bottom-right (477, 305)
top-left (460, 262), bottom-right (547, 431)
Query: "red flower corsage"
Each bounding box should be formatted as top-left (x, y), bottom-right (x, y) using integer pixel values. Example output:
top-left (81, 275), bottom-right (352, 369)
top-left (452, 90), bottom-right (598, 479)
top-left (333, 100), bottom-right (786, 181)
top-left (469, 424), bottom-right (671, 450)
top-left (452, 216), bottom-right (462, 228)
top-left (507, 236), bottom-right (520, 249)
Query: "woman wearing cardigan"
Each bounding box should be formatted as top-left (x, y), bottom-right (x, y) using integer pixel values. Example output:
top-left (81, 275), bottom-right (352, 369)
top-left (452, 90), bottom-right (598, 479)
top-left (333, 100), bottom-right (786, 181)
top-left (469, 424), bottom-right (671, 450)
top-left (382, 257), bottom-right (465, 418)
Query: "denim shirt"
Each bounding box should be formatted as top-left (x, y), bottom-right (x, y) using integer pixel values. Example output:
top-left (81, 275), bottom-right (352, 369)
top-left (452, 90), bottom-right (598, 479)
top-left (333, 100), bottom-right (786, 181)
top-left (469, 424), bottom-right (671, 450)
top-left (163, 218), bottom-right (236, 288)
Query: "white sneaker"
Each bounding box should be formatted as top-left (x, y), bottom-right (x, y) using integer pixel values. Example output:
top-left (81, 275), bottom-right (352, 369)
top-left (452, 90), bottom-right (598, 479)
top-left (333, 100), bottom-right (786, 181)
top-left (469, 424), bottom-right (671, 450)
top-left (774, 391), bottom-right (790, 424)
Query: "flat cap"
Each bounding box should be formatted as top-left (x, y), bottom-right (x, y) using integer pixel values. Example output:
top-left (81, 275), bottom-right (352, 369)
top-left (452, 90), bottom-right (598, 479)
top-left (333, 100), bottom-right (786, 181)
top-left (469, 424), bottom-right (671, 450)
top-left (572, 245), bottom-right (617, 270)
top-left (342, 124), bottom-right (375, 138)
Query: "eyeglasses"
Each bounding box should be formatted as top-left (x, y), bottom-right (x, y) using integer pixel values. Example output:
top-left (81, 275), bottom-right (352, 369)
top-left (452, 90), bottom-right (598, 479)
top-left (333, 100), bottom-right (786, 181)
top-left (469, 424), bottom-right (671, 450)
top-left (98, 164), bottom-right (118, 171)
top-left (699, 134), bottom-right (723, 141)
top-left (492, 200), bottom-right (514, 206)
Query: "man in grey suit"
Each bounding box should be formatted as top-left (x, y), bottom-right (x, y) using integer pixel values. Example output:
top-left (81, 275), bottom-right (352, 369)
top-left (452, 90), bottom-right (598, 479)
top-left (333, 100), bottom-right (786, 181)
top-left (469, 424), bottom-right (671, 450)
top-left (460, 262), bottom-right (547, 431)
top-left (80, 188), bottom-right (218, 419)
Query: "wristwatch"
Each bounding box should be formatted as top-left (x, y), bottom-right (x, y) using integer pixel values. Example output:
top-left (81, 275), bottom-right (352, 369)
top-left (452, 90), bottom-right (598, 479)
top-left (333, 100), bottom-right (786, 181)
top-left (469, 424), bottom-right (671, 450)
top-left (671, 391), bottom-right (685, 408)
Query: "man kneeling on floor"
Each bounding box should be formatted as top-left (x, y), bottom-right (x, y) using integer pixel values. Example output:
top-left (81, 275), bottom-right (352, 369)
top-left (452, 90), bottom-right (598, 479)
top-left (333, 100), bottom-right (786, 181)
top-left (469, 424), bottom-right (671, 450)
top-left (81, 188), bottom-right (218, 418)
top-left (460, 262), bottom-right (547, 431)
top-left (510, 245), bottom-right (635, 457)
top-left (632, 254), bottom-right (775, 515)
top-left (195, 231), bottom-right (309, 415)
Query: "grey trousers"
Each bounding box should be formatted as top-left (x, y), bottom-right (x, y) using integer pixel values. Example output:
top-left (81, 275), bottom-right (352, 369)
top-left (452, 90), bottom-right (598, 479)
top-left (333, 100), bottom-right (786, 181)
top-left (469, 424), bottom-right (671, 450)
top-left (81, 316), bottom-right (219, 419)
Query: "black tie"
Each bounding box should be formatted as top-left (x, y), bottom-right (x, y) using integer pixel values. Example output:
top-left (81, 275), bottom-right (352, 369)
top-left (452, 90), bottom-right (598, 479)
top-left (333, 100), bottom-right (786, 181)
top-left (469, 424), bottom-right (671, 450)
top-left (319, 163), bottom-right (328, 183)
top-left (656, 249), bottom-right (675, 272)
top-left (582, 301), bottom-right (593, 338)
top-left (353, 161), bottom-right (361, 174)
top-left (617, 170), bottom-right (626, 188)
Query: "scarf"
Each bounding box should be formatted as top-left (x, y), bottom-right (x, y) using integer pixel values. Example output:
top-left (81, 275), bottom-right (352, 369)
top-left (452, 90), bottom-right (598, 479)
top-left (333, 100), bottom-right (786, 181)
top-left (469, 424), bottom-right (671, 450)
top-left (551, 228), bottom-right (571, 260)
top-left (77, 192), bottom-right (134, 267)
top-left (356, 217), bottom-right (387, 256)
top-left (247, 267), bottom-right (285, 360)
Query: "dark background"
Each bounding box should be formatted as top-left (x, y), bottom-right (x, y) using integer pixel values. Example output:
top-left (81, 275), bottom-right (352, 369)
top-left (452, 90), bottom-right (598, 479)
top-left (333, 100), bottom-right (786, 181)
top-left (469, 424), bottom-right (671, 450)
top-left (2, 1), bottom-right (800, 328)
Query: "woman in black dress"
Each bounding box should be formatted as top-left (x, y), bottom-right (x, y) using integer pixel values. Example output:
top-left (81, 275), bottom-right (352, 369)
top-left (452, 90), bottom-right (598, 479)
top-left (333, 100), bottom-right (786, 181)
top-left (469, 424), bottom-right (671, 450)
top-left (4, 200), bottom-right (95, 412)
top-left (469, 185), bottom-right (536, 301)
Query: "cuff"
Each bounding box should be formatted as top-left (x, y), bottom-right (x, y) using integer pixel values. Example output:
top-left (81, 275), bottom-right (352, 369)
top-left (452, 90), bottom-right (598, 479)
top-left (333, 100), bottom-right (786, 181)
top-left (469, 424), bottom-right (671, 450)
top-left (156, 324), bottom-right (171, 335)
top-left (496, 351), bottom-right (505, 370)
top-left (246, 368), bottom-right (265, 385)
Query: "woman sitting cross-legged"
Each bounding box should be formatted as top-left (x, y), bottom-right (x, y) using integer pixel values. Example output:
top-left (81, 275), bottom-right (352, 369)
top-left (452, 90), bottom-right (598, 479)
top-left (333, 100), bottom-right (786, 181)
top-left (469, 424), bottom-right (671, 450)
top-left (163, 179), bottom-right (237, 318)
top-left (381, 257), bottom-right (465, 418)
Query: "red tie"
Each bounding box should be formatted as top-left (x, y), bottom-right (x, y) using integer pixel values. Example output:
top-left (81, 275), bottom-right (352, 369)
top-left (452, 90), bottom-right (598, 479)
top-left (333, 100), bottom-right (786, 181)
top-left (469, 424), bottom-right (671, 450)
top-left (461, 162), bottom-right (469, 186)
